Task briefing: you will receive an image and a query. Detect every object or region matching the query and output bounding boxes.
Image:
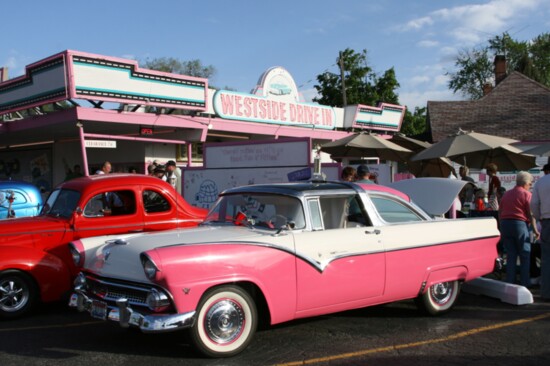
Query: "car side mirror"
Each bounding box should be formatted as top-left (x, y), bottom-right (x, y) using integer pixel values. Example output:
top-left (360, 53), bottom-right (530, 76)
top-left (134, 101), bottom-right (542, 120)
top-left (275, 220), bottom-right (295, 235)
top-left (75, 206), bottom-right (83, 215)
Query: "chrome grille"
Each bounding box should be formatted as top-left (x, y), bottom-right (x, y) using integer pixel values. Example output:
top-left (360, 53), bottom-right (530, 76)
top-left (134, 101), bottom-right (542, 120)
top-left (86, 275), bottom-right (150, 307)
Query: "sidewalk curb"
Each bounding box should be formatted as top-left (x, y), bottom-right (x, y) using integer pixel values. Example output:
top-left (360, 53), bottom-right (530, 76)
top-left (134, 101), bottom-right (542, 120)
top-left (462, 277), bottom-right (533, 305)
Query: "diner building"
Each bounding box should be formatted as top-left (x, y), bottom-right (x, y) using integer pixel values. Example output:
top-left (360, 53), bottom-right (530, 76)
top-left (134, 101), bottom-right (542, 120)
top-left (0, 50), bottom-right (406, 202)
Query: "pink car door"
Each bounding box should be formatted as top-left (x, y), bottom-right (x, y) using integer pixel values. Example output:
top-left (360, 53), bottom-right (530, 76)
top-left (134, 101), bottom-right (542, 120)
top-left (294, 195), bottom-right (386, 312)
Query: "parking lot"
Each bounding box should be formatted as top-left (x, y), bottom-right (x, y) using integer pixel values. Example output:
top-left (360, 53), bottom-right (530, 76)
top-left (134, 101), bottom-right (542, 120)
top-left (2, 287), bottom-right (550, 366)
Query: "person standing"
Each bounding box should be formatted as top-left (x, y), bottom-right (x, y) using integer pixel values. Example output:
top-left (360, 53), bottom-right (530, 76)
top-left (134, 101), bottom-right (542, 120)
top-left (341, 166), bottom-right (357, 182)
top-left (95, 161), bottom-right (112, 175)
top-left (458, 165), bottom-right (476, 206)
top-left (65, 164), bottom-right (84, 181)
top-left (153, 164), bottom-right (166, 179)
top-left (355, 165), bottom-right (374, 184)
top-left (531, 164), bottom-right (550, 300)
top-left (164, 160), bottom-right (182, 194)
top-left (499, 171), bottom-right (539, 287)
top-left (486, 163), bottom-right (501, 198)
top-left (459, 165), bottom-right (475, 183)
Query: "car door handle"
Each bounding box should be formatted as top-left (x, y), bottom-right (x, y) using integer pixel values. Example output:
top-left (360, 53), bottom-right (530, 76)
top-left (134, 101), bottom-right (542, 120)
top-left (129, 229), bottom-right (143, 233)
top-left (365, 229), bottom-right (380, 235)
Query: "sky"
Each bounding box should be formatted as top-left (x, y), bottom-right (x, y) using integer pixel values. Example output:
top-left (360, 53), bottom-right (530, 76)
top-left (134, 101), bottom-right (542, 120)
top-left (1, 0), bottom-right (549, 111)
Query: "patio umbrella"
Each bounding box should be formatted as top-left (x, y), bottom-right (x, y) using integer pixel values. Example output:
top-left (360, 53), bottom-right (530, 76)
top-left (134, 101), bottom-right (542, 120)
top-left (411, 130), bottom-right (536, 171)
top-left (321, 133), bottom-right (413, 161)
top-left (455, 144), bottom-right (537, 171)
top-left (523, 143), bottom-right (550, 157)
top-left (390, 134), bottom-right (455, 178)
top-left (389, 133), bottom-right (431, 151)
top-left (406, 158), bottom-right (455, 178)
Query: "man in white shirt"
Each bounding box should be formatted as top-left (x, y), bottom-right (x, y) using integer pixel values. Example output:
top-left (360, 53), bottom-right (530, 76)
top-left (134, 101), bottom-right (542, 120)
top-left (164, 160), bottom-right (182, 194)
top-left (531, 164), bottom-right (550, 301)
top-left (95, 161), bottom-right (112, 175)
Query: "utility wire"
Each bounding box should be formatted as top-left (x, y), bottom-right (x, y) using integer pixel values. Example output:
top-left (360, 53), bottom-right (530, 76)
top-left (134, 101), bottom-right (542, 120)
top-left (297, 62), bottom-right (338, 89)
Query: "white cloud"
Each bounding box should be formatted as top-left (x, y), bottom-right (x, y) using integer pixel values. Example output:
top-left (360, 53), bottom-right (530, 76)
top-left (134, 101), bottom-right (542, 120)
top-left (1, 51), bottom-right (27, 78)
top-left (402, 16), bottom-right (433, 31)
top-left (4, 56), bottom-right (18, 69)
top-left (300, 88), bottom-right (319, 103)
top-left (409, 75), bottom-right (430, 86)
top-left (433, 74), bottom-right (450, 87)
top-left (399, 0), bottom-right (542, 46)
top-left (417, 40), bottom-right (439, 48)
top-left (399, 88), bottom-right (462, 110)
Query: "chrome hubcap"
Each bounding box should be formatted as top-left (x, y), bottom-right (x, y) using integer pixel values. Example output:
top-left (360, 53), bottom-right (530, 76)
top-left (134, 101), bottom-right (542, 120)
top-left (431, 282), bottom-right (452, 305)
top-left (205, 299), bottom-right (245, 344)
top-left (0, 279), bottom-right (28, 312)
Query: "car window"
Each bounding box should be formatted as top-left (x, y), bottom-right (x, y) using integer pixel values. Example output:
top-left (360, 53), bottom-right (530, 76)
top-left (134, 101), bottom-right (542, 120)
top-left (0, 190), bottom-right (27, 206)
top-left (143, 190), bottom-right (171, 213)
top-left (307, 199), bottom-right (323, 230)
top-left (370, 196), bottom-right (423, 223)
top-left (318, 195), bottom-right (369, 230)
top-left (205, 193), bottom-right (305, 230)
top-left (42, 189), bottom-right (80, 218)
top-left (83, 190), bottom-right (136, 217)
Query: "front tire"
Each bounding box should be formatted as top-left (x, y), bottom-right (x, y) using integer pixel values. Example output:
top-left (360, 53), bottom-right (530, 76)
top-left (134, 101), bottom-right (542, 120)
top-left (190, 285), bottom-right (257, 358)
top-left (0, 270), bottom-right (38, 319)
top-left (415, 280), bottom-right (460, 315)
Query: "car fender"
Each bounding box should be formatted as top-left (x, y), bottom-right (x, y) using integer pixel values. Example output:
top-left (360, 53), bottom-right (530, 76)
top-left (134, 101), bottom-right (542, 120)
top-left (0, 246), bottom-right (72, 303)
top-left (420, 266), bottom-right (468, 294)
top-left (146, 243), bottom-right (298, 325)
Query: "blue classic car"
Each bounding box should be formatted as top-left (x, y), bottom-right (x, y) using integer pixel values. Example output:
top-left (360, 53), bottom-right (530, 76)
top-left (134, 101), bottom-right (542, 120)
top-left (0, 181), bottom-right (43, 219)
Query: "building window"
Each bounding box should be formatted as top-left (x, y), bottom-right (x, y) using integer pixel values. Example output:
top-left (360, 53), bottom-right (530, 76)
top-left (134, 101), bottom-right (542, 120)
top-left (177, 143), bottom-right (203, 163)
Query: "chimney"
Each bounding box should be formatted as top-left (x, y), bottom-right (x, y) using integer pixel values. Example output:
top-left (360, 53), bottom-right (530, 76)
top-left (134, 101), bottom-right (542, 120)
top-left (482, 83), bottom-right (493, 96)
top-left (0, 67), bottom-right (8, 82)
top-left (494, 55), bottom-right (507, 85)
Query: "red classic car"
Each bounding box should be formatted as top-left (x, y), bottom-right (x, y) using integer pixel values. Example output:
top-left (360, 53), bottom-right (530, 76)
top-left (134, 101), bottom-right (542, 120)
top-left (70, 179), bottom-right (500, 357)
top-left (0, 174), bottom-right (207, 319)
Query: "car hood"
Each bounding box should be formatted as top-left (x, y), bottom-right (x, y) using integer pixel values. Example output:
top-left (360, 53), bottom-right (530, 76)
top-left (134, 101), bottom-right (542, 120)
top-left (84, 225), bottom-right (282, 282)
top-left (0, 215), bottom-right (66, 243)
top-left (388, 178), bottom-right (467, 216)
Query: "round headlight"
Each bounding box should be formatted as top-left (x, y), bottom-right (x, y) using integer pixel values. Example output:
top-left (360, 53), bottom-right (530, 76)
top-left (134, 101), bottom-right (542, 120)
top-left (141, 254), bottom-right (159, 280)
top-left (69, 243), bottom-right (82, 267)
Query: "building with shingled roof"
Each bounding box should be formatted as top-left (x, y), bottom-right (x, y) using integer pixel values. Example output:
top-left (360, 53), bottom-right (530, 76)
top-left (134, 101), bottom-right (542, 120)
top-left (426, 57), bottom-right (550, 149)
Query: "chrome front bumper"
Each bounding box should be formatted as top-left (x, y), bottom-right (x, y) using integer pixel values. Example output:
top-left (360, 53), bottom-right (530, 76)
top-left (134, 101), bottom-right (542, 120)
top-left (69, 291), bottom-right (196, 333)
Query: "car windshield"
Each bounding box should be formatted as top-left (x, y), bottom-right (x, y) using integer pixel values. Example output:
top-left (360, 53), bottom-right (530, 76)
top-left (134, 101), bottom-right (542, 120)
top-left (204, 193), bottom-right (306, 230)
top-left (41, 189), bottom-right (81, 218)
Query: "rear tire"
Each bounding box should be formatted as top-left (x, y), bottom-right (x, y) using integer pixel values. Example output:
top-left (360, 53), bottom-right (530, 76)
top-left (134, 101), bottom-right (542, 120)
top-left (190, 285), bottom-right (257, 358)
top-left (0, 270), bottom-right (38, 319)
top-left (415, 280), bottom-right (460, 315)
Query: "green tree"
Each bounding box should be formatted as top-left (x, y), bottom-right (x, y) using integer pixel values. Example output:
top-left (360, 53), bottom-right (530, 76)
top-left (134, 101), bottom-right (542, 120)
top-left (447, 48), bottom-right (493, 100)
top-left (141, 57), bottom-right (216, 79)
top-left (401, 107), bottom-right (427, 137)
top-left (314, 48), bottom-right (425, 136)
top-left (313, 48), bottom-right (399, 107)
top-left (447, 32), bottom-right (550, 99)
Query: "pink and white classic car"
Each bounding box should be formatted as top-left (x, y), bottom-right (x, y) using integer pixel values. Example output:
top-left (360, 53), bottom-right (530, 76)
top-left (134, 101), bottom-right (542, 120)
top-left (69, 179), bottom-right (500, 357)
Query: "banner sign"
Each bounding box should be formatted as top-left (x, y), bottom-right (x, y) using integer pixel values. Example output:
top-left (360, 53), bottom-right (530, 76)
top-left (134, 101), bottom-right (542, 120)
top-left (204, 139), bottom-right (310, 168)
top-left (344, 103), bottom-right (406, 132)
top-left (85, 140), bottom-right (117, 148)
top-left (0, 50), bottom-right (208, 115)
top-left (213, 90), bottom-right (336, 129)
